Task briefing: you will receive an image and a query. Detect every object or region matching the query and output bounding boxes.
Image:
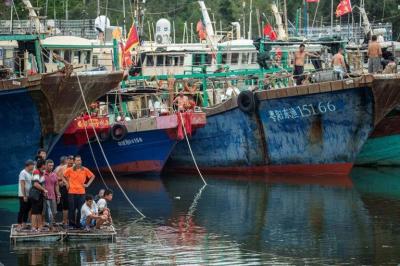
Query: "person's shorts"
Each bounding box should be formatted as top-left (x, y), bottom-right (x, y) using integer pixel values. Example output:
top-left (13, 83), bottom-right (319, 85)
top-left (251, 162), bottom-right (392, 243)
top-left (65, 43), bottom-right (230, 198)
top-left (57, 186), bottom-right (69, 212)
top-left (81, 219), bottom-right (96, 228)
top-left (31, 197), bottom-right (44, 215)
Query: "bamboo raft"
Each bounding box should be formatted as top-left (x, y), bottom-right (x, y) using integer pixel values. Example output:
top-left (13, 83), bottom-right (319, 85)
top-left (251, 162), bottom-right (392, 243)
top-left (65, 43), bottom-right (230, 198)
top-left (9, 224), bottom-right (116, 244)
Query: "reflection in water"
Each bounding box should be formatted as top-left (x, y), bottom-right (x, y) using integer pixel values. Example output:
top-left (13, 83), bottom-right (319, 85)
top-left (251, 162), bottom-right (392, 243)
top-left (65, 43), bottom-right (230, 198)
top-left (1, 170), bottom-right (400, 264)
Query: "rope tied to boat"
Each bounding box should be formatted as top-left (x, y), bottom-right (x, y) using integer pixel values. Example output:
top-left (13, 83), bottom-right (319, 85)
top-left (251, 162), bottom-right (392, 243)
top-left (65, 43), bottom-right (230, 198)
top-left (76, 72), bottom-right (146, 218)
top-left (178, 112), bottom-right (207, 185)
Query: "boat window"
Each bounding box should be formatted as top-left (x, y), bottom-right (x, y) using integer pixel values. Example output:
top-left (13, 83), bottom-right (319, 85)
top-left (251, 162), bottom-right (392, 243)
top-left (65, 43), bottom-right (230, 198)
top-left (84, 51), bottom-right (91, 64)
top-left (206, 54), bottom-right (212, 66)
top-left (251, 53), bottom-right (258, 64)
top-left (73, 51), bottom-right (81, 64)
top-left (146, 55), bottom-right (154, 66)
top-left (166, 55), bottom-right (179, 66)
top-left (221, 53), bottom-right (228, 64)
top-left (179, 55), bottom-right (185, 66)
top-left (42, 49), bottom-right (50, 63)
top-left (52, 50), bottom-right (60, 62)
top-left (193, 54), bottom-right (201, 66)
top-left (156, 55), bottom-right (164, 66)
top-left (241, 53), bottom-right (249, 64)
top-left (231, 53), bottom-right (239, 64)
top-left (64, 50), bottom-right (72, 63)
top-left (92, 55), bottom-right (99, 67)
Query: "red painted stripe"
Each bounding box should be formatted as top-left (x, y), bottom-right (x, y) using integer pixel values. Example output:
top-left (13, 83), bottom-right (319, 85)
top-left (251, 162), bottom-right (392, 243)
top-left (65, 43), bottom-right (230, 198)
top-left (167, 163), bottom-right (354, 177)
top-left (97, 160), bottom-right (164, 175)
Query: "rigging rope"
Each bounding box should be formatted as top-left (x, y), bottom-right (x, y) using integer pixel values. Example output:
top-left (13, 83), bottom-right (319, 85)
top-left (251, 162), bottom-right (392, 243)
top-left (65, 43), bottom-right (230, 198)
top-left (76, 72), bottom-right (146, 218)
top-left (82, 123), bottom-right (110, 190)
top-left (178, 112), bottom-right (207, 185)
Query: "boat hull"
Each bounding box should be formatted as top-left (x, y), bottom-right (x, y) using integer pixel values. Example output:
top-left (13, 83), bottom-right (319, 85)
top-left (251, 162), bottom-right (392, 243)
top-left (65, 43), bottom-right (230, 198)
top-left (50, 129), bottom-right (177, 176)
top-left (167, 75), bottom-right (400, 176)
top-left (0, 71), bottom-right (123, 197)
top-left (356, 111), bottom-right (400, 166)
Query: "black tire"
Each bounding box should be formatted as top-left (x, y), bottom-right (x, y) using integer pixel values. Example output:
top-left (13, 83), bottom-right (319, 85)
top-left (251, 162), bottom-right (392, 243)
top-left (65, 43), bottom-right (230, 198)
top-left (111, 124), bottom-right (128, 142)
top-left (237, 90), bottom-right (257, 113)
top-left (98, 128), bottom-right (111, 142)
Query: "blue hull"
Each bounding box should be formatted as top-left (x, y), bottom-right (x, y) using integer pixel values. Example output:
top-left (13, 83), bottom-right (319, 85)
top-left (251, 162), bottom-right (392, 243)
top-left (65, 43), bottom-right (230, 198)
top-left (0, 89), bottom-right (44, 196)
top-left (168, 87), bottom-right (374, 175)
top-left (50, 129), bottom-right (177, 176)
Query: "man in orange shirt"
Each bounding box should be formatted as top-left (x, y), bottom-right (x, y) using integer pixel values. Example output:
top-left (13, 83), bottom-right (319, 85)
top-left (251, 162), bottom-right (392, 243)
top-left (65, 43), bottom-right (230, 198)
top-left (64, 155), bottom-right (95, 228)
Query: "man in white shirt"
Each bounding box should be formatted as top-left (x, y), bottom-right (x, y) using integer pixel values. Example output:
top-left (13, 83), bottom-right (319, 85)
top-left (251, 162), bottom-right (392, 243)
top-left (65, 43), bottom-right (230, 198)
top-left (97, 189), bottom-right (113, 225)
top-left (17, 160), bottom-right (35, 228)
top-left (80, 194), bottom-right (107, 230)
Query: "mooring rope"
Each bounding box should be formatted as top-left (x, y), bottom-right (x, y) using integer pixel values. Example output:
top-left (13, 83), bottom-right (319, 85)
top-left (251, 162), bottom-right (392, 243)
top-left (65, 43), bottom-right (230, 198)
top-left (76, 72), bottom-right (145, 218)
top-left (82, 123), bottom-right (109, 190)
top-left (178, 112), bottom-right (207, 185)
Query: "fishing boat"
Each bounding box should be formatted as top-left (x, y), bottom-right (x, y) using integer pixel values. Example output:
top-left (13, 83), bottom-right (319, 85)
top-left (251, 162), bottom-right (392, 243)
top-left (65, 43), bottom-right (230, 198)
top-left (0, 34), bottom-right (123, 197)
top-left (166, 72), bottom-right (400, 176)
top-left (355, 108), bottom-right (400, 166)
top-left (49, 87), bottom-right (206, 176)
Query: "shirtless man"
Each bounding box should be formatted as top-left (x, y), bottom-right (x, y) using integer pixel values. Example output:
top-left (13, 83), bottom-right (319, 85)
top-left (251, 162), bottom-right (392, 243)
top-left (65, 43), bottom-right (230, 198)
top-left (55, 156), bottom-right (73, 227)
top-left (367, 35), bottom-right (382, 73)
top-left (332, 47), bottom-right (347, 79)
top-left (293, 44), bottom-right (319, 85)
top-left (173, 91), bottom-right (189, 112)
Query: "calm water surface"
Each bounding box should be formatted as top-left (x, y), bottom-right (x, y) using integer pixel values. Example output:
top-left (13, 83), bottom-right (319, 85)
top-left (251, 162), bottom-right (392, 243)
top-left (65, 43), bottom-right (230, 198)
top-left (1, 167), bottom-right (400, 265)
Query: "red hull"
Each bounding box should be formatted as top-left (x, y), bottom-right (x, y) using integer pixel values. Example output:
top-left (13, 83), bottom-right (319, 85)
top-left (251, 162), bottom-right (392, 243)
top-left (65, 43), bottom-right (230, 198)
top-left (98, 160), bottom-right (164, 175)
top-left (166, 162), bottom-right (354, 177)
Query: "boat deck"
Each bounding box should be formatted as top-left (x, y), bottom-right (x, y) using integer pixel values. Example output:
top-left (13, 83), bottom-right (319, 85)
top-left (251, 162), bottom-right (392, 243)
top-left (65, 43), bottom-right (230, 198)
top-left (10, 224), bottom-right (116, 244)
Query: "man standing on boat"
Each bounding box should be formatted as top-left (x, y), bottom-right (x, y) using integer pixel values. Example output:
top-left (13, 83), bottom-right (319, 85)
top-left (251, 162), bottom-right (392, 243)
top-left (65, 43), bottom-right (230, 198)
top-left (293, 44), bottom-right (319, 85)
top-left (17, 160), bottom-right (35, 230)
top-left (367, 35), bottom-right (382, 73)
top-left (64, 155), bottom-right (95, 229)
top-left (332, 47), bottom-right (347, 80)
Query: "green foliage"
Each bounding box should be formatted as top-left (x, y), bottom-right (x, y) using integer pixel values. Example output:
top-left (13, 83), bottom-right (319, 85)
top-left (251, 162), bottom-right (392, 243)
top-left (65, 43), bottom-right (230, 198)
top-left (0, 0), bottom-right (398, 40)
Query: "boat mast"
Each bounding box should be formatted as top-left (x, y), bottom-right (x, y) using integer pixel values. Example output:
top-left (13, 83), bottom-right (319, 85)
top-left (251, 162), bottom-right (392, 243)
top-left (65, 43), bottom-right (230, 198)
top-left (248, 0), bottom-right (253, 39)
top-left (270, 3), bottom-right (287, 40)
top-left (22, 0), bottom-right (43, 33)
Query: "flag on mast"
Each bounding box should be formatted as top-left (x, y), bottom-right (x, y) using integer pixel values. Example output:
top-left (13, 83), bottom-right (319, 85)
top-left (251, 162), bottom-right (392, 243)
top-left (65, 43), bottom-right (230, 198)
top-left (124, 23), bottom-right (140, 52)
top-left (336, 0), bottom-right (352, 17)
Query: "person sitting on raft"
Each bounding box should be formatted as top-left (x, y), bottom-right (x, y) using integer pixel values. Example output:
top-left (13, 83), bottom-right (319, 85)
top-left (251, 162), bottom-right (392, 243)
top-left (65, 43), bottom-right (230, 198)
top-left (96, 189), bottom-right (113, 225)
top-left (80, 194), bottom-right (107, 231)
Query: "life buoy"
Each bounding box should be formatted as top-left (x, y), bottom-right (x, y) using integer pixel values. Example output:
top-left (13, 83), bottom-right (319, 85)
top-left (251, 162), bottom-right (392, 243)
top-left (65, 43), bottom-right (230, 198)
top-left (111, 124), bottom-right (128, 142)
top-left (98, 128), bottom-right (111, 142)
top-left (237, 90), bottom-right (257, 113)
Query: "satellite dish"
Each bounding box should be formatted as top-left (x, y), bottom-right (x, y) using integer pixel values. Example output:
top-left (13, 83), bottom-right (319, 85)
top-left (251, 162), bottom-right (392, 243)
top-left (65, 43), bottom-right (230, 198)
top-left (95, 16), bottom-right (111, 33)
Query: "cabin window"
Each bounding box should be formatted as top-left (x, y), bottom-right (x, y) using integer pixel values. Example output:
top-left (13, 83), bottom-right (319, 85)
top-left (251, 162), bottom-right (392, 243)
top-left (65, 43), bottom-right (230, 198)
top-left (166, 55), bottom-right (179, 66)
top-left (221, 53), bottom-right (228, 64)
top-left (179, 56), bottom-right (185, 66)
top-left (42, 49), bottom-right (50, 63)
top-left (241, 53), bottom-right (249, 64)
top-left (193, 54), bottom-right (201, 66)
top-left (251, 53), bottom-right (257, 64)
top-left (64, 50), bottom-right (72, 63)
top-left (231, 53), bottom-right (239, 64)
top-left (92, 55), bottom-right (99, 67)
top-left (156, 55), bottom-right (164, 66)
top-left (148, 55), bottom-right (155, 66)
top-left (52, 50), bottom-right (60, 62)
top-left (73, 51), bottom-right (81, 64)
top-left (84, 51), bottom-right (91, 64)
top-left (206, 54), bottom-right (212, 65)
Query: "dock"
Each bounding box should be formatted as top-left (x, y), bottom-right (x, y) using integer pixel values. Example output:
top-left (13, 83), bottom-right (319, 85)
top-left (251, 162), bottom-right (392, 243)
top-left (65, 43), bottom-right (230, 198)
top-left (10, 224), bottom-right (116, 244)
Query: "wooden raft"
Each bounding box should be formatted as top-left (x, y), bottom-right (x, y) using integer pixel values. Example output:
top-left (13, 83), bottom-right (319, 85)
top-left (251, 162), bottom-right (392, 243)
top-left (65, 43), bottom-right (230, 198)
top-left (10, 224), bottom-right (116, 244)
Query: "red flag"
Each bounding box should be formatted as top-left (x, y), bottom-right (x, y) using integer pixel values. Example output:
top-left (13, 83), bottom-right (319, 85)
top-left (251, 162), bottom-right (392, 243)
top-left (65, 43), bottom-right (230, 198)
top-left (125, 24), bottom-right (139, 52)
top-left (336, 0), bottom-right (352, 17)
top-left (263, 24), bottom-right (277, 41)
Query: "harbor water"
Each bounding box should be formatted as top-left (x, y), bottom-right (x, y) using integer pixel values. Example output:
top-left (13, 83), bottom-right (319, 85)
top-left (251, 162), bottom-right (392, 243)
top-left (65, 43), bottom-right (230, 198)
top-left (1, 168), bottom-right (400, 265)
